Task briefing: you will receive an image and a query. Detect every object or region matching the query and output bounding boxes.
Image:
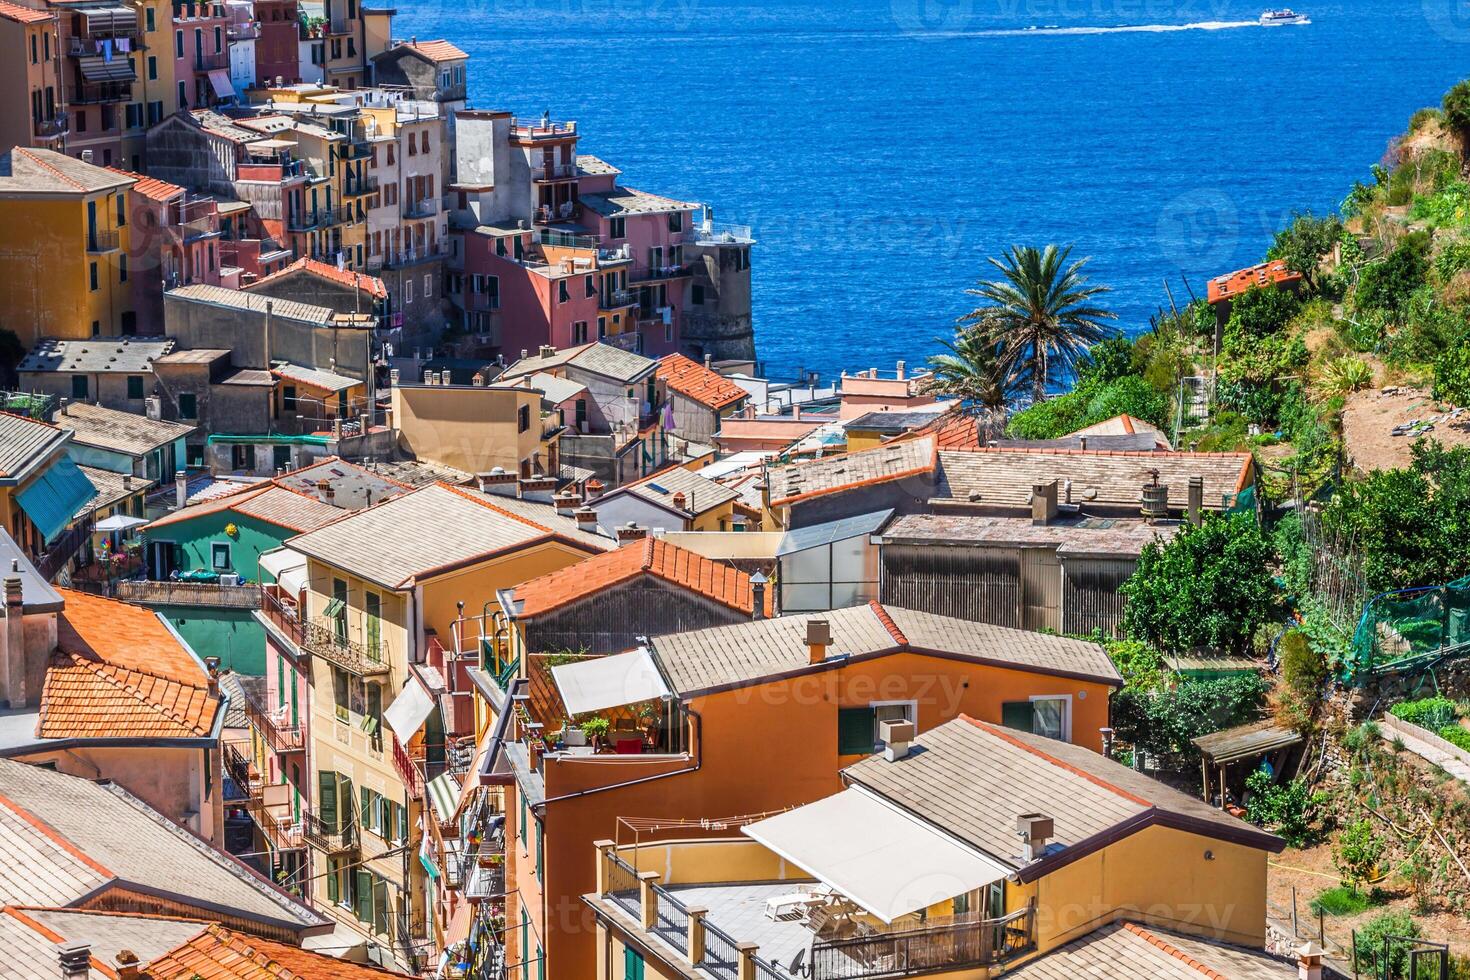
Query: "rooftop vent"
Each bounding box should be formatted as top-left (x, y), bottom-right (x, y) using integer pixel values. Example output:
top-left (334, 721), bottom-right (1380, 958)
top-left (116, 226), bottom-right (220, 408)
top-left (806, 618), bottom-right (831, 664)
top-left (1016, 813), bottom-right (1054, 863)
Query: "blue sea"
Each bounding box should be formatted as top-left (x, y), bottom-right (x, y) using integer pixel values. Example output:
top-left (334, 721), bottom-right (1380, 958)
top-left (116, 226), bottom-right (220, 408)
top-left (397, 0), bottom-right (1470, 381)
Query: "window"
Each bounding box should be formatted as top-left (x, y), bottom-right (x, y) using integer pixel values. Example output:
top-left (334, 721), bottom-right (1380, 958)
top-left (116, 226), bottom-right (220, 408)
top-left (585, 274), bottom-right (595, 297)
top-left (692, 283), bottom-right (705, 305)
top-left (557, 279), bottom-right (568, 304)
top-left (178, 392), bottom-right (197, 419)
top-left (423, 273), bottom-right (432, 298)
top-left (88, 262), bottom-right (98, 291)
top-left (404, 278), bottom-right (413, 303)
top-left (332, 665), bottom-right (350, 723)
top-left (420, 130), bottom-right (428, 154)
top-left (667, 210), bottom-right (683, 233)
top-left (146, 6), bottom-right (155, 30)
top-left (210, 541), bottom-right (231, 570)
top-left (535, 820), bottom-right (543, 881)
top-left (597, 316), bottom-right (606, 338)
top-left (127, 376), bottom-right (144, 399)
top-left (231, 444), bottom-right (254, 471)
top-left (118, 253), bottom-right (127, 283)
top-left (571, 320), bottom-right (588, 344)
top-left (1001, 696), bottom-right (1071, 742)
top-left (174, 29), bottom-right (183, 57)
top-left (623, 947), bottom-right (646, 980)
top-left (517, 404), bottom-right (530, 433)
top-left (75, 110), bottom-right (85, 133)
top-left (609, 217), bottom-right (625, 239)
top-left (29, 33), bottom-right (35, 64)
top-left (837, 706), bottom-right (876, 756)
top-left (71, 376), bottom-right (88, 400)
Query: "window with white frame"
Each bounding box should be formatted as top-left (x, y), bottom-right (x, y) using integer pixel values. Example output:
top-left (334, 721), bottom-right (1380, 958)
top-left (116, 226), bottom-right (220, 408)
top-left (210, 542), bottom-right (231, 570)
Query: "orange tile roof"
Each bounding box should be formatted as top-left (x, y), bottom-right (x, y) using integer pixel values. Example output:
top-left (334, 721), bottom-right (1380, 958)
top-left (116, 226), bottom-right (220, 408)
top-left (1205, 259), bottom-right (1302, 304)
top-left (511, 536), bottom-right (771, 618)
top-left (910, 409), bottom-right (987, 450)
top-left (108, 167), bottom-right (185, 203)
top-left (403, 39), bottom-right (468, 62)
top-left (0, 0), bottom-right (53, 23)
top-left (40, 590), bottom-right (219, 740)
top-left (143, 481), bottom-right (347, 534)
top-left (246, 256), bottom-right (388, 300)
top-left (142, 922), bottom-right (416, 979)
top-left (657, 353), bottom-right (748, 410)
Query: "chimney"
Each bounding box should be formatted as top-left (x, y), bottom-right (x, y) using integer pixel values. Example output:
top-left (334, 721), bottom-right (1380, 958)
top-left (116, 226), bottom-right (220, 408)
top-left (113, 950), bottom-right (142, 980)
top-left (1077, 435), bottom-right (1088, 451)
top-left (1, 564), bottom-right (23, 708)
top-left (879, 718), bottom-right (916, 761)
top-left (1187, 475), bottom-right (1204, 527)
top-left (1295, 941), bottom-right (1326, 980)
top-left (204, 656), bottom-right (221, 695)
top-left (58, 396), bottom-right (69, 415)
top-left (519, 476), bottom-right (558, 503)
top-left (895, 359), bottom-right (905, 380)
top-left (122, 474), bottom-right (132, 490)
top-left (792, 404), bottom-right (801, 421)
top-left (1100, 726), bottom-right (1115, 759)
top-left (58, 942), bottom-right (91, 980)
top-left (476, 468), bottom-right (519, 497)
top-left (1031, 481), bottom-right (1058, 526)
top-left (521, 349), bottom-right (529, 361)
top-left (390, 367), bottom-right (400, 386)
top-left (671, 491), bottom-right (687, 513)
top-left (553, 490), bottom-right (579, 514)
top-left (574, 506), bottom-right (598, 529)
top-left (80, 149), bottom-right (93, 165)
top-left (703, 353), bottom-right (713, 371)
top-left (616, 523), bottom-right (647, 543)
top-left (1016, 813), bottom-right (1054, 863)
top-left (423, 370), bottom-right (434, 385)
top-left (584, 478), bottom-right (605, 501)
top-left (539, 344), bottom-right (556, 358)
top-left (749, 571), bottom-right (767, 621)
top-left (175, 469), bottom-right (188, 510)
top-left (806, 618), bottom-right (831, 664)
top-left (317, 478), bottom-right (335, 505)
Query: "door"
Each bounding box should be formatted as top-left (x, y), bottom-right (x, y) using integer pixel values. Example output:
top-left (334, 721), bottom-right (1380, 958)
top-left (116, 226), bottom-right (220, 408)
top-left (1020, 548), bottom-right (1061, 632)
top-left (149, 540), bottom-right (178, 579)
top-left (272, 445), bottom-right (292, 472)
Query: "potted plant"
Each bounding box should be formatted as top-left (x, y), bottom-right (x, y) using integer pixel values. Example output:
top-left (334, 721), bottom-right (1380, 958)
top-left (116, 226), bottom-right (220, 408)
top-left (563, 718), bottom-right (588, 747)
top-left (579, 716), bottom-right (610, 751)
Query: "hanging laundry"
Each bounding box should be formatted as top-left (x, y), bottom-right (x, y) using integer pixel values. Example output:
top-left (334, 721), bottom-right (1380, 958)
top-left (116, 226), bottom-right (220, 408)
top-left (116, 37), bottom-right (130, 52)
top-left (102, 38), bottom-right (113, 62)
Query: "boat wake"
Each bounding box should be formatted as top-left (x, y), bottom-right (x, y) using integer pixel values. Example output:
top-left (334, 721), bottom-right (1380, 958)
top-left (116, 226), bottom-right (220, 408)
top-left (959, 20), bottom-right (1261, 37)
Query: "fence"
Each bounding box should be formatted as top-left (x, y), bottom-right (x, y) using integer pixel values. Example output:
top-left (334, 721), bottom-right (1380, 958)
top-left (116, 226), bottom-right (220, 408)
top-left (807, 906), bottom-right (1036, 980)
top-left (1348, 576), bottom-right (1470, 683)
top-left (651, 885), bottom-right (689, 956)
top-left (698, 920), bottom-right (742, 980)
top-left (605, 852), bottom-right (641, 922)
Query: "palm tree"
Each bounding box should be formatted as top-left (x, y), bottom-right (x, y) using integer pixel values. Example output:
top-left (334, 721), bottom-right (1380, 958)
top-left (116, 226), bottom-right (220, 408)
top-left (959, 244), bottom-right (1118, 404)
top-left (924, 327), bottom-right (1015, 411)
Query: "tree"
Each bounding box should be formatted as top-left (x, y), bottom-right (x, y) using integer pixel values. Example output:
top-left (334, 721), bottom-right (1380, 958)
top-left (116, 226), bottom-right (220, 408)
top-left (1324, 439), bottom-right (1470, 590)
top-left (1441, 78), bottom-right (1470, 136)
top-left (1356, 231), bottom-right (1430, 320)
top-left (1334, 819), bottom-right (1386, 893)
top-left (1434, 343), bottom-right (1470, 406)
top-left (1120, 513), bottom-right (1277, 654)
top-left (1111, 673), bottom-right (1267, 763)
top-left (1268, 212), bottom-right (1342, 294)
top-left (958, 244), bottom-right (1117, 405)
top-left (1226, 284), bottom-right (1300, 338)
top-left (924, 327), bottom-right (1015, 410)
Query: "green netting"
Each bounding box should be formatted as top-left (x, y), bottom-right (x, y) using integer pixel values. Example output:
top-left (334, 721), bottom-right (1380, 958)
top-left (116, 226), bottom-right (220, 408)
top-left (1225, 484), bottom-right (1258, 521)
top-left (1347, 575), bottom-right (1470, 682)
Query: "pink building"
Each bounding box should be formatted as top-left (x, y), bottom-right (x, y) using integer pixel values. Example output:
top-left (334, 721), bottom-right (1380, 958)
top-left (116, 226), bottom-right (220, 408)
top-left (115, 169), bottom-right (222, 332)
top-left (171, 0), bottom-right (234, 109)
top-left (254, 0), bottom-right (299, 86)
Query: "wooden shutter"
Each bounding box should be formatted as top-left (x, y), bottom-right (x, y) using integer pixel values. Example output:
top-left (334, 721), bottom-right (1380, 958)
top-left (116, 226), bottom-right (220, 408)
top-left (326, 857), bottom-right (338, 904)
top-left (836, 707), bottom-right (876, 756)
top-left (1001, 701), bottom-right (1036, 733)
top-left (359, 786), bottom-right (372, 832)
top-left (355, 870), bottom-right (373, 924)
top-left (318, 770), bottom-right (337, 827)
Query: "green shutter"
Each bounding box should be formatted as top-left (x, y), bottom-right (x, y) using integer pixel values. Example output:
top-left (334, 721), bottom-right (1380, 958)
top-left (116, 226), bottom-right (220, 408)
top-left (624, 946), bottom-right (644, 980)
top-left (326, 857), bottom-right (339, 904)
top-left (535, 821), bottom-right (543, 882)
top-left (318, 771), bottom-right (337, 827)
top-left (519, 790), bottom-right (527, 844)
top-left (837, 707), bottom-right (877, 755)
top-left (355, 870), bottom-right (373, 923)
top-left (360, 786), bottom-right (371, 831)
top-left (1001, 701), bottom-right (1036, 733)
top-left (373, 878), bottom-right (389, 935)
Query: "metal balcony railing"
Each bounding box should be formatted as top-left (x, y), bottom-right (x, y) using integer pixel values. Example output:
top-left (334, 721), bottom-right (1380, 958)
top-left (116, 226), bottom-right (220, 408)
top-left (86, 228), bottom-right (121, 253)
top-left (402, 199), bottom-right (438, 220)
top-left (301, 810), bottom-right (357, 853)
top-left (301, 619), bottom-right (389, 676)
top-left (68, 81), bottom-right (132, 104)
top-left (532, 161), bottom-right (577, 181)
top-left (33, 114), bottom-right (67, 139)
top-left (194, 49), bottom-right (229, 70)
top-left (35, 512), bottom-right (93, 581)
top-left (243, 691), bottom-right (304, 754)
top-left (511, 117), bottom-right (575, 138)
top-left (629, 262), bottom-right (691, 283)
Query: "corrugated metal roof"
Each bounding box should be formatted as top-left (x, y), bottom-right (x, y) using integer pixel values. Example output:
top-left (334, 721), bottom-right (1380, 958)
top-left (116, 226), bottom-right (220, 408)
top-left (777, 508), bottom-right (894, 557)
top-left (273, 363), bottom-right (362, 393)
top-left (1192, 720), bottom-right (1303, 765)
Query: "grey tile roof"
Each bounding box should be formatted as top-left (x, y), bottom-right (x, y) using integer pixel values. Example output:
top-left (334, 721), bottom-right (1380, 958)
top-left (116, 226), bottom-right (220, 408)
top-left (166, 284), bottom-right (340, 327)
top-left (579, 185), bottom-right (699, 217)
top-left (934, 449), bottom-right (1253, 512)
top-left (502, 342), bottom-right (656, 384)
top-left (78, 464), bottom-right (154, 512)
top-left (458, 488), bottom-right (613, 552)
top-left (273, 362), bottom-right (361, 392)
top-left (528, 371), bottom-right (588, 404)
top-left (649, 602), bottom-right (1115, 696)
top-left (0, 147), bottom-right (133, 195)
top-left (365, 457), bottom-right (474, 487)
top-left (274, 457), bottom-right (409, 510)
top-left (0, 412), bottom-right (68, 481)
top-left (610, 466), bottom-right (740, 517)
top-left (0, 528), bottom-right (64, 612)
top-left (576, 155), bottom-right (621, 176)
top-left (847, 408), bottom-right (950, 433)
top-left (18, 909), bottom-right (208, 976)
top-left (55, 402), bottom-right (196, 457)
top-left (18, 337), bottom-right (176, 374)
top-left (843, 717), bottom-right (1281, 872)
top-left (880, 513), bottom-right (1182, 560)
top-left (1006, 922), bottom-right (1294, 979)
top-left (286, 483), bottom-right (605, 589)
top-left (767, 436), bottom-right (936, 506)
top-left (0, 906), bottom-right (110, 979)
top-left (0, 758), bottom-right (327, 932)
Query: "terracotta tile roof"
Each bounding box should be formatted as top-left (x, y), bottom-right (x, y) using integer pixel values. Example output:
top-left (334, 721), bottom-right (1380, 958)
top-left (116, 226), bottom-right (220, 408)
top-left (1068, 413), bottom-right (1171, 449)
top-left (907, 409), bottom-right (994, 450)
top-left (657, 353), bottom-right (748, 410)
top-left (767, 436), bottom-right (937, 507)
top-left (1206, 259), bottom-right (1302, 304)
top-left (108, 167), bottom-right (185, 202)
top-left (144, 482), bottom-right (349, 534)
top-left (246, 256), bottom-right (388, 300)
top-left (0, 0), bottom-right (53, 23)
top-left (510, 537), bottom-right (771, 619)
top-left (402, 38), bottom-right (468, 62)
top-left (39, 590), bottom-right (218, 740)
top-left (1004, 922), bottom-right (1295, 979)
top-left (142, 922), bottom-right (416, 979)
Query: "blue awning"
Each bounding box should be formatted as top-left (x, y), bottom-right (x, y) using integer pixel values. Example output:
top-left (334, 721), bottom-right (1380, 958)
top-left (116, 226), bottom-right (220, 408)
top-left (16, 455), bottom-right (96, 543)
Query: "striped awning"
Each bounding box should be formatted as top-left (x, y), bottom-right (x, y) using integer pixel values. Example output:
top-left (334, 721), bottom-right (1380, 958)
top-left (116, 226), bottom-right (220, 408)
top-left (77, 55), bottom-right (136, 82)
top-left (426, 771), bottom-right (459, 824)
top-left (17, 455), bottom-right (96, 543)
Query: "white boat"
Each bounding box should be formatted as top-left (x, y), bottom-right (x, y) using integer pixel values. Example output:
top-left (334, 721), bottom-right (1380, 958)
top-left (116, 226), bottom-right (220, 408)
top-left (1259, 8), bottom-right (1310, 25)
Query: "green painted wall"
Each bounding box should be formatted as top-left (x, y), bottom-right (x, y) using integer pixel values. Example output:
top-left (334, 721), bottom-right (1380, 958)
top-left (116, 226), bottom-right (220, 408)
top-left (143, 510), bottom-right (293, 582)
top-left (160, 605), bottom-right (266, 675)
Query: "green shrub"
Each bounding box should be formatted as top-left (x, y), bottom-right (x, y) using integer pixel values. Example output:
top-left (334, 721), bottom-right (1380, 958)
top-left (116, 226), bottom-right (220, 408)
top-left (1081, 375), bottom-right (1170, 432)
top-left (1434, 238), bottom-right (1470, 283)
top-left (1105, 639), bottom-right (1164, 692)
top-left (1005, 390), bottom-right (1087, 439)
top-left (1244, 769), bottom-right (1322, 847)
top-left (1410, 179), bottom-right (1470, 228)
top-left (1390, 696), bottom-right (1460, 730)
top-left (1334, 818), bottom-right (1387, 892)
top-left (1268, 212), bottom-right (1343, 294)
top-left (1121, 513), bottom-right (1278, 654)
top-left (1444, 78), bottom-right (1470, 134)
top-left (1226, 284), bottom-right (1301, 337)
top-left (1409, 106), bottom-right (1443, 132)
top-left (1110, 674), bottom-right (1267, 764)
top-left (1309, 884), bottom-right (1383, 916)
top-left (1357, 232), bottom-right (1431, 320)
top-left (1434, 343), bottom-right (1470, 406)
top-left (1353, 910), bottom-right (1420, 975)
top-left (1076, 335), bottom-right (1138, 387)
top-left (1438, 724), bottom-right (1470, 751)
top-left (1320, 355), bottom-right (1374, 395)
top-left (1280, 629), bottom-right (1328, 710)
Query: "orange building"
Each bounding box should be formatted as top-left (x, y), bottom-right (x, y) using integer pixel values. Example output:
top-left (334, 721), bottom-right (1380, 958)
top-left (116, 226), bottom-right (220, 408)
top-left (472, 601), bottom-right (1121, 979)
top-left (0, 0), bottom-right (63, 153)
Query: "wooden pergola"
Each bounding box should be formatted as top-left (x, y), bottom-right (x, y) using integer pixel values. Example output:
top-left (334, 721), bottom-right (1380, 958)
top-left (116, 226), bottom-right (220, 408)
top-left (1192, 719), bottom-right (1304, 809)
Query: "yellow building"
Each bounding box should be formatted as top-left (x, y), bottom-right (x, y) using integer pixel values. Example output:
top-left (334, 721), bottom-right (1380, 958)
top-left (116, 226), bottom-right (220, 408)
top-left (587, 715), bottom-right (1286, 980)
top-left (0, 147), bottom-right (134, 343)
top-left (0, 412), bottom-right (99, 565)
top-left (280, 482), bottom-right (613, 970)
top-left (319, 0), bottom-right (391, 89)
top-left (391, 380), bottom-right (563, 478)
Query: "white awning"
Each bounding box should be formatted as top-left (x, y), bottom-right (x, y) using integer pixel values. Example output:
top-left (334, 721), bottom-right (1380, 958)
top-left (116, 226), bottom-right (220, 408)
top-left (383, 678), bottom-right (435, 742)
top-left (742, 787), bottom-right (1010, 923)
top-left (551, 648), bottom-right (669, 717)
top-left (426, 771), bottom-right (459, 824)
top-left (258, 548), bottom-right (305, 579)
top-left (277, 565), bottom-right (308, 597)
top-left (94, 514), bottom-right (148, 532)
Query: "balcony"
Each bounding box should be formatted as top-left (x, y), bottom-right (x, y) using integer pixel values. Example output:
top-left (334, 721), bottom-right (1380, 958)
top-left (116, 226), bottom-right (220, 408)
top-left (601, 289), bottom-right (636, 310)
top-left (298, 617), bottom-right (390, 677)
top-left (33, 114), bottom-right (68, 140)
top-left (223, 742), bottom-right (261, 803)
top-left (302, 810), bottom-right (357, 853)
top-left (69, 81), bottom-right (131, 105)
top-left (532, 161), bottom-right (577, 182)
top-left (288, 206), bottom-right (354, 231)
top-left (511, 117), bottom-right (576, 139)
top-left (326, 11), bottom-right (350, 34)
top-left (114, 578), bottom-right (257, 608)
top-left (402, 199), bottom-right (438, 220)
top-left (35, 512), bottom-right (93, 582)
top-left (381, 243), bottom-right (449, 269)
top-left (630, 262), bottom-right (691, 284)
top-left (86, 228), bottom-right (121, 253)
top-left (243, 690), bottom-right (304, 755)
top-left (690, 222), bottom-right (755, 246)
top-left (194, 49), bottom-right (229, 70)
top-left (345, 173), bottom-right (379, 196)
top-left (245, 784), bottom-right (306, 852)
